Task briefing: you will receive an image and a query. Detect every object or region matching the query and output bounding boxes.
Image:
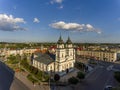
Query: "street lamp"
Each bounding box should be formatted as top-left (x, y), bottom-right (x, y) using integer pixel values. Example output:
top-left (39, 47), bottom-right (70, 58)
top-left (49, 70), bottom-right (52, 90)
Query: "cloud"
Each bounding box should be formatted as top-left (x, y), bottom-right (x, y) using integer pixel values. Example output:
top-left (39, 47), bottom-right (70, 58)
top-left (59, 5), bottom-right (63, 9)
top-left (50, 0), bottom-right (63, 4)
top-left (50, 21), bottom-right (101, 34)
top-left (33, 18), bottom-right (40, 23)
top-left (13, 6), bottom-right (16, 9)
top-left (50, 0), bottom-right (64, 9)
top-left (0, 14), bottom-right (26, 31)
top-left (118, 17), bottom-right (120, 21)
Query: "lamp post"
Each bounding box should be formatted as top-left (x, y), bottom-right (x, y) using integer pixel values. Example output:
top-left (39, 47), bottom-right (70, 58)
top-left (49, 70), bottom-right (52, 90)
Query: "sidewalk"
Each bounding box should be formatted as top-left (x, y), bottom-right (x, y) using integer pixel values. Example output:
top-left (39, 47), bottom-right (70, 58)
top-left (15, 71), bottom-right (50, 90)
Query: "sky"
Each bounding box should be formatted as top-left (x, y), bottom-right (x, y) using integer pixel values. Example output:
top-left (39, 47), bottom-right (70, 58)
top-left (0, 0), bottom-right (120, 43)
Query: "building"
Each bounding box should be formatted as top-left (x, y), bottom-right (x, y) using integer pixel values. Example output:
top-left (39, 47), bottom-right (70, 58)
top-left (77, 50), bottom-right (117, 62)
top-left (33, 36), bottom-right (75, 76)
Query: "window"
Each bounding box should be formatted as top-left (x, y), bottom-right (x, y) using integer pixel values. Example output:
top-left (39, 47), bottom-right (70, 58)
top-left (57, 53), bottom-right (60, 58)
top-left (50, 66), bottom-right (52, 70)
top-left (62, 53), bottom-right (64, 57)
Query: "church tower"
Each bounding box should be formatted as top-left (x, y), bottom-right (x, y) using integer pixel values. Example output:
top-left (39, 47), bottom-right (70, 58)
top-left (56, 35), bottom-right (66, 62)
top-left (66, 36), bottom-right (73, 48)
top-left (57, 35), bottom-right (64, 49)
top-left (55, 36), bottom-right (66, 73)
top-left (55, 36), bottom-right (75, 75)
top-left (66, 36), bottom-right (75, 60)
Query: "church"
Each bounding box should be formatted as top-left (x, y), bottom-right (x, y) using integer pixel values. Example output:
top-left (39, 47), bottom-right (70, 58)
top-left (32, 36), bottom-right (75, 76)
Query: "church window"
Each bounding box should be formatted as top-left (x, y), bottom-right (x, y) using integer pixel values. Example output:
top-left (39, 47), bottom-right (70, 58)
top-left (58, 53), bottom-right (60, 58)
top-left (62, 53), bottom-right (64, 57)
top-left (50, 66), bottom-right (52, 70)
top-left (67, 64), bottom-right (69, 68)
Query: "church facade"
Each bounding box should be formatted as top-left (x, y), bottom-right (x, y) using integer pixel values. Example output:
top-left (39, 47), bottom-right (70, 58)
top-left (32, 36), bottom-right (75, 76)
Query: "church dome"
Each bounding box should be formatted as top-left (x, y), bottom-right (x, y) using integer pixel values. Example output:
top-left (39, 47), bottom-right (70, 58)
top-left (57, 35), bottom-right (64, 44)
top-left (66, 36), bottom-right (72, 44)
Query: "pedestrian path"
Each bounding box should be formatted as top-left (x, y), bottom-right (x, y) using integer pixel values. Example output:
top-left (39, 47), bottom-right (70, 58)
top-left (15, 72), bottom-right (49, 90)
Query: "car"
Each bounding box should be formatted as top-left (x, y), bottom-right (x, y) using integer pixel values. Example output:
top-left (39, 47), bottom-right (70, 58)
top-left (104, 85), bottom-right (112, 90)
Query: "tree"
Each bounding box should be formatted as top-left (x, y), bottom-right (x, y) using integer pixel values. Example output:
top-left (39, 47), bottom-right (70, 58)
top-left (54, 74), bottom-right (60, 81)
top-left (77, 71), bottom-right (85, 81)
top-left (68, 77), bottom-right (79, 85)
top-left (114, 71), bottom-right (120, 83)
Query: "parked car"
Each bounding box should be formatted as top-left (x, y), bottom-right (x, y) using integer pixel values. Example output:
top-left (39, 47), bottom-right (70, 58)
top-left (104, 85), bottom-right (112, 90)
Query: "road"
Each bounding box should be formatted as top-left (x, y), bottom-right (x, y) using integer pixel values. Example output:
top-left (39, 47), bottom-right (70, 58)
top-left (0, 61), bottom-right (30, 90)
top-left (75, 60), bottom-right (119, 90)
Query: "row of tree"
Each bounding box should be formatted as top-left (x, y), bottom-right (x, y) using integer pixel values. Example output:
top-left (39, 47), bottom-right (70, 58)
top-left (20, 58), bottom-right (49, 82)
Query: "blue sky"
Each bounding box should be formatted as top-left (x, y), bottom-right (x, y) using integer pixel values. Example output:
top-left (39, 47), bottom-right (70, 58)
top-left (0, 0), bottom-right (120, 43)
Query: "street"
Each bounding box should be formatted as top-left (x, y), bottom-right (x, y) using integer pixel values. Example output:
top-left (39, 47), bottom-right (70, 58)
top-left (0, 61), bottom-right (30, 90)
top-left (75, 60), bottom-right (119, 90)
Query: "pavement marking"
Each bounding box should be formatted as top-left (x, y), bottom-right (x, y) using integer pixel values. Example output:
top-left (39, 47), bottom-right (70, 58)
top-left (106, 65), bottom-right (114, 71)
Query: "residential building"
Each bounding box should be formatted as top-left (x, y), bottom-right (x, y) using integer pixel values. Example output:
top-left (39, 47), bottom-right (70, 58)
top-left (77, 50), bottom-right (117, 62)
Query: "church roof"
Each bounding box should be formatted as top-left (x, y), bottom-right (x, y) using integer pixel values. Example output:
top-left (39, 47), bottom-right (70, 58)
top-left (57, 35), bottom-right (64, 44)
top-left (66, 36), bottom-right (72, 44)
top-left (34, 53), bottom-right (54, 65)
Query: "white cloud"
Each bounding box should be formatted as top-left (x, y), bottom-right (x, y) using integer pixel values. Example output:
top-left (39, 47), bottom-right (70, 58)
top-left (118, 17), bottom-right (120, 21)
top-left (50, 0), bottom-right (63, 4)
top-left (59, 5), bottom-right (63, 9)
top-left (0, 14), bottom-right (26, 31)
top-left (33, 18), bottom-right (40, 23)
top-left (50, 0), bottom-right (64, 9)
top-left (50, 21), bottom-right (101, 34)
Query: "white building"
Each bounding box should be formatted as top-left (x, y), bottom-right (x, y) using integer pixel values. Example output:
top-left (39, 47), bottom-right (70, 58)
top-left (77, 50), bottom-right (117, 62)
top-left (33, 36), bottom-right (75, 76)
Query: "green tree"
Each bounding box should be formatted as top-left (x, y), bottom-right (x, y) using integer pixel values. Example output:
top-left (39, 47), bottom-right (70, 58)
top-left (7, 55), bottom-right (19, 64)
top-left (114, 71), bottom-right (120, 83)
top-left (77, 71), bottom-right (85, 81)
top-left (68, 77), bottom-right (79, 85)
top-left (7, 55), bottom-right (16, 60)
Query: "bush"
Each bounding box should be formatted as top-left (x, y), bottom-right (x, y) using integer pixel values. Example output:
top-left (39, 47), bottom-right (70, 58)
top-left (114, 71), bottom-right (120, 82)
top-left (68, 77), bottom-right (79, 85)
top-left (75, 62), bottom-right (85, 70)
top-left (43, 74), bottom-right (49, 82)
top-left (34, 71), bottom-right (43, 80)
top-left (27, 74), bottom-right (38, 83)
top-left (77, 71), bottom-right (85, 80)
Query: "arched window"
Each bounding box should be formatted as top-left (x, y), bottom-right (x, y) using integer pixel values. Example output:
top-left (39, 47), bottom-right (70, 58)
top-left (50, 66), bottom-right (52, 70)
top-left (57, 53), bottom-right (60, 58)
top-left (62, 53), bottom-right (64, 57)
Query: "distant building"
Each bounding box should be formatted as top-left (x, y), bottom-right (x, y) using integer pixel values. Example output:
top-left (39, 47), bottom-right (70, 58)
top-left (77, 50), bottom-right (118, 62)
top-left (33, 36), bottom-right (75, 76)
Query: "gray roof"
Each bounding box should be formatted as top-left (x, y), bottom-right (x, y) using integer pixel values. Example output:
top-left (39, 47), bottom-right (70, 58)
top-left (34, 53), bottom-right (54, 65)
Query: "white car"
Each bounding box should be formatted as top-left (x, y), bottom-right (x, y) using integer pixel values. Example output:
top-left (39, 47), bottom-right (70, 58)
top-left (104, 85), bottom-right (112, 90)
